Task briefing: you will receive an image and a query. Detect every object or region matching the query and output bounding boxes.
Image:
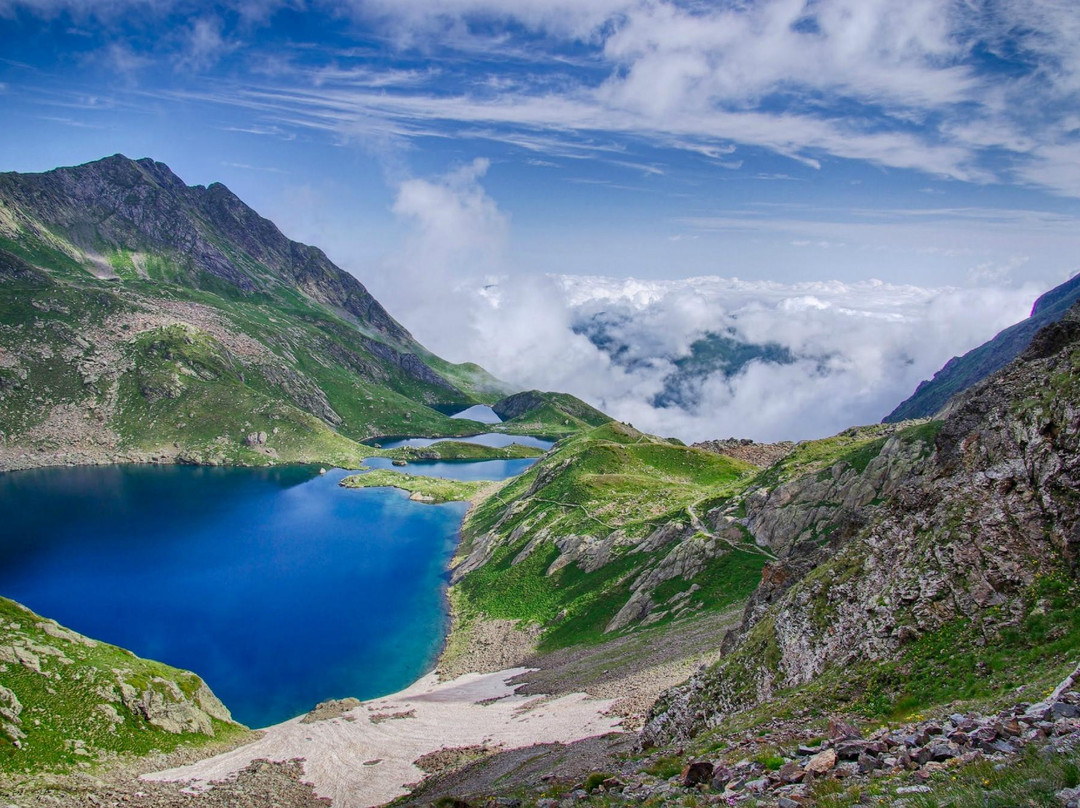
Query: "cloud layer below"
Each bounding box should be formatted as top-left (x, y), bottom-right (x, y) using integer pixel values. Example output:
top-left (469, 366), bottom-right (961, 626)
top-left (370, 159), bottom-right (1042, 443)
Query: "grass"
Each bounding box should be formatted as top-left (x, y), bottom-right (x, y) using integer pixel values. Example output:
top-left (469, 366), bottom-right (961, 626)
top-left (0, 220), bottom-right (584, 468)
top-left (809, 743), bottom-right (1080, 807)
top-left (451, 422), bottom-right (765, 649)
top-left (0, 597), bottom-right (244, 775)
top-left (339, 469), bottom-right (486, 503)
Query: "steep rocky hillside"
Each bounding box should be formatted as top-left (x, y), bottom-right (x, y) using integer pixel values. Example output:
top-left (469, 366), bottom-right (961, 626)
top-left (414, 305), bottom-right (1080, 808)
top-left (0, 596), bottom-right (245, 774)
top-left (0, 155), bottom-right (518, 470)
top-left (885, 271), bottom-right (1080, 422)
top-left (449, 422), bottom-right (767, 654)
top-left (643, 302), bottom-right (1080, 746)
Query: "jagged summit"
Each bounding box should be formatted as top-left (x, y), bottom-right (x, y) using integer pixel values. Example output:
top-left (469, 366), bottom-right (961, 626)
top-left (0, 154), bottom-right (412, 343)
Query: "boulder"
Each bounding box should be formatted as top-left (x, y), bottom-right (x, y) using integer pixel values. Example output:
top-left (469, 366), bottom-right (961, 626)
top-left (805, 748), bottom-right (837, 774)
top-left (680, 760), bottom-right (713, 787)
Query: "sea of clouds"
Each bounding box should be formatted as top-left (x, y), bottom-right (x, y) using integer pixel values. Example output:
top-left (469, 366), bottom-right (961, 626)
top-left (364, 160), bottom-right (1043, 444)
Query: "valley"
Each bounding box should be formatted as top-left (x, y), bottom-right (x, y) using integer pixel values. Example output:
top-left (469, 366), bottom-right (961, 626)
top-left (1, 156), bottom-right (1078, 808)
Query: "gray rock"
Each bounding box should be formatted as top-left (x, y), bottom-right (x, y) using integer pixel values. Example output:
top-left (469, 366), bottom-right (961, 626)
top-left (1055, 786), bottom-right (1080, 808)
top-left (1052, 702), bottom-right (1079, 718)
top-left (897, 785), bottom-right (932, 794)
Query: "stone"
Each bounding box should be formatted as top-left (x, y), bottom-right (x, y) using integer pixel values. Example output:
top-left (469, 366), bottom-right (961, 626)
top-left (985, 739), bottom-right (1018, 755)
top-left (897, 785), bottom-right (932, 794)
top-left (778, 798), bottom-right (802, 808)
top-left (681, 761), bottom-right (713, 787)
top-left (805, 748), bottom-right (837, 774)
top-left (834, 762), bottom-right (860, 778)
top-left (857, 752), bottom-right (880, 773)
top-left (926, 741), bottom-right (960, 762)
top-left (828, 718), bottom-right (862, 740)
top-left (778, 761), bottom-right (804, 784)
top-left (1055, 786), bottom-right (1080, 808)
top-left (744, 778), bottom-right (769, 794)
top-left (1052, 702), bottom-right (1079, 718)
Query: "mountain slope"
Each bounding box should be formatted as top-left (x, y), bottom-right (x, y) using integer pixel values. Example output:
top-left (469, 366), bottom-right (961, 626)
top-left (643, 301), bottom-right (1080, 746)
top-left (0, 596), bottom-right (245, 774)
top-left (0, 155), bottom-right (517, 470)
top-left (884, 271), bottom-right (1080, 422)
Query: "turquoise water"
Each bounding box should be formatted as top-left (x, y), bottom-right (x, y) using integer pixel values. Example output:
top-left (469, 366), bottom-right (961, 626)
top-left (0, 465), bottom-right (469, 729)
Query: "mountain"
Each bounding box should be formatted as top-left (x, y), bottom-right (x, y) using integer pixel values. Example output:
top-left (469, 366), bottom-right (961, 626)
top-left (419, 303), bottom-right (1080, 806)
top-left (0, 155), bottom-right (523, 470)
top-left (574, 313), bottom-right (799, 410)
top-left (884, 271), bottom-right (1080, 422)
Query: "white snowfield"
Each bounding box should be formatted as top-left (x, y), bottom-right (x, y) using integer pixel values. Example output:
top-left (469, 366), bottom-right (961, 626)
top-left (144, 668), bottom-right (623, 808)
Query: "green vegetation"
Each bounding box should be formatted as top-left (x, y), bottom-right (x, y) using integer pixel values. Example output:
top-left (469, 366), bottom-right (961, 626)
top-left (749, 422), bottom-right (910, 490)
top-left (683, 572), bottom-right (1080, 759)
top-left (860, 572), bottom-right (1080, 720)
top-left (810, 743), bottom-right (1080, 807)
top-left (0, 159), bottom-right (612, 472)
top-left (339, 469), bottom-right (486, 503)
top-left (466, 422), bottom-right (755, 545)
top-left (492, 390), bottom-right (613, 438)
top-left (451, 422), bottom-right (766, 649)
top-left (0, 597), bottom-right (245, 775)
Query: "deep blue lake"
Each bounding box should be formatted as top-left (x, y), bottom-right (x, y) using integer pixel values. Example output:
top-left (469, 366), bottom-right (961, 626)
top-left (0, 465), bottom-right (470, 729)
top-left (377, 433), bottom-right (555, 451)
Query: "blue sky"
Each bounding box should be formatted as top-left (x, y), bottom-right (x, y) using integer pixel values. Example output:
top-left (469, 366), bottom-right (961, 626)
top-left (2, 0), bottom-right (1080, 439)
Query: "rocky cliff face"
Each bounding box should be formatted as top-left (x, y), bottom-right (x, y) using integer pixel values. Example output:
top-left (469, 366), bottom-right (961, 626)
top-left (642, 303), bottom-right (1080, 745)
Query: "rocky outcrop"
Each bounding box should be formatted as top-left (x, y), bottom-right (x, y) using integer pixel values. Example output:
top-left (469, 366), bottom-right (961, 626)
top-left (642, 303), bottom-right (1080, 745)
top-left (0, 155), bottom-right (412, 343)
top-left (0, 596), bottom-right (238, 768)
top-left (692, 438), bottom-right (794, 467)
top-left (119, 678), bottom-right (232, 736)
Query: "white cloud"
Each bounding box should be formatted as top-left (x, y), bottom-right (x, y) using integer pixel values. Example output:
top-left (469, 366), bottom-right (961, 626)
top-left (362, 160), bottom-right (1047, 443)
top-left (174, 16), bottom-right (237, 73)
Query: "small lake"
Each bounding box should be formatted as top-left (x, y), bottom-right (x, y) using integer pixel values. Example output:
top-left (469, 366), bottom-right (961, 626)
top-left (0, 465), bottom-right (475, 729)
top-left (376, 433), bottom-right (555, 451)
top-left (450, 404), bottom-right (502, 424)
top-left (363, 456), bottom-right (539, 480)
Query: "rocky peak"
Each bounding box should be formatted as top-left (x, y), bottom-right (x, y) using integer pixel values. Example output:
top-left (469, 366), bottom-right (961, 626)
top-left (0, 154), bottom-right (413, 344)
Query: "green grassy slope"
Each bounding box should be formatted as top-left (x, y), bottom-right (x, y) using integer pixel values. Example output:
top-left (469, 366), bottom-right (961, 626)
top-left (451, 422), bottom-right (767, 650)
top-left (0, 597), bottom-right (245, 775)
top-left (0, 157), bottom-right (554, 468)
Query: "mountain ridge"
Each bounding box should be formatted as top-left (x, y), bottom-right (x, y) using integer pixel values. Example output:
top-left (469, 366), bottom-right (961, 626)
top-left (884, 271), bottom-right (1080, 422)
top-left (0, 155), bottom-right (603, 471)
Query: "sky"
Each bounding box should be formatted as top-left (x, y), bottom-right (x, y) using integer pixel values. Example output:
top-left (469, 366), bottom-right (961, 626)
top-left (2, 0), bottom-right (1080, 441)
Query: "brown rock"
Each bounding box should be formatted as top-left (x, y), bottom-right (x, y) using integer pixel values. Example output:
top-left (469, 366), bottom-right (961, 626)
top-left (680, 760), bottom-right (713, 787)
top-left (805, 748), bottom-right (837, 774)
top-left (777, 761), bottom-right (804, 783)
top-left (828, 718), bottom-right (862, 741)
